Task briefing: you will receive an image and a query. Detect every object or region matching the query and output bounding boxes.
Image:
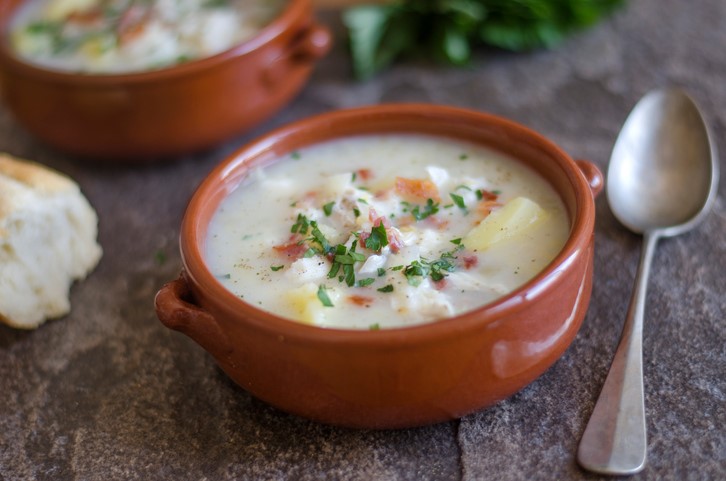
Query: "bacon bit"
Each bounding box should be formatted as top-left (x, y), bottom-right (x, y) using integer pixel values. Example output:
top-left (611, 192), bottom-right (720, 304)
top-left (477, 200), bottom-right (501, 217)
top-left (397, 216), bottom-right (415, 227)
top-left (388, 230), bottom-right (403, 253)
top-left (67, 8), bottom-right (103, 25)
top-left (424, 215), bottom-right (449, 231)
top-left (117, 6), bottom-right (151, 45)
top-left (395, 177), bottom-right (441, 202)
top-left (356, 169), bottom-right (373, 181)
top-left (374, 188), bottom-right (392, 200)
top-left (433, 278), bottom-right (448, 290)
top-left (462, 255), bottom-right (478, 270)
top-left (347, 295), bottom-right (374, 307)
top-left (272, 235), bottom-right (307, 259)
top-left (363, 208), bottom-right (403, 253)
top-left (479, 190), bottom-right (499, 201)
top-left (368, 208), bottom-right (391, 228)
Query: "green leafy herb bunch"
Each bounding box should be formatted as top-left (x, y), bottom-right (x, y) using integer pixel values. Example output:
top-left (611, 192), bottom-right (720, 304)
top-left (344, 0), bottom-right (625, 79)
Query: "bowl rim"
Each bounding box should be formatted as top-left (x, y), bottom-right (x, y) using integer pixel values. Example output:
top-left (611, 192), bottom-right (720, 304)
top-left (0, 0), bottom-right (309, 84)
top-left (180, 103), bottom-right (596, 346)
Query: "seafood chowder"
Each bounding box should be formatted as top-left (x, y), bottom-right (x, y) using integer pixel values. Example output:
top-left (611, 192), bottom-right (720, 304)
top-left (205, 134), bottom-right (570, 329)
top-left (10, 0), bottom-right (285, 73)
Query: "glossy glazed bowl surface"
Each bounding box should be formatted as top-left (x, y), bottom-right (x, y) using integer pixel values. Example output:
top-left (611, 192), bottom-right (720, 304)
top-left (155, 104), bottom-right (603, 429)
top-left (0, 0), bottom-right (330, 162)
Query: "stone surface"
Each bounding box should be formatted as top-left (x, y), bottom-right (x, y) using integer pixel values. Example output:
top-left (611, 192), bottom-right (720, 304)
top-left (1, 0), bottom-right (724, 479)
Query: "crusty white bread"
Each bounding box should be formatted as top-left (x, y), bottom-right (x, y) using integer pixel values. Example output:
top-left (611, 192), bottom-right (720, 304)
top-left (0, 154), bottom-right (102, 329)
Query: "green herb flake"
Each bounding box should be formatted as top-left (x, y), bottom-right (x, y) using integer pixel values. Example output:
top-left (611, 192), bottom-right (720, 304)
top-left (369, 323), bottom-right (381, 330)
top-left (358, 278), bottom-right (376, 287)
top-left (291, 151), bottom-right (301, 160)
top-left (291, 213), bottom-right (310, 234)
top-left (309, 221), bottom-right (332, 254)
top-left (317, 285), bottom-right (334, 307)
top-left (357, 198), bottom-right (369, 205)
top-left (270, 265), bottom-right (284, 271)
top-left (377, 284), bottom-right (394, 293)
top-left (364, 223), bottom-right (389, 252)
top-left (377, 267), bottom-right (387, 277)
top-left (459, 153), bottom-right (469, 160)
top-left (351, 172), bottom-right (358, 183)
top-left (303, 248), bottom-right (317, 258)
top-left (450, 192), bottom-right (467, 210)
top-left (323, 201), bottom-right (335, 216)
top-left (216, 273), bottom-right (231, 279)
top-left (353, 207), bottom-right (361, 218)
top-left (403, 198), bottom-right (440, 221)
top-left (402, 249), bottom-right (459, 286)
top-left (450, 238), bottom-right (462, 245)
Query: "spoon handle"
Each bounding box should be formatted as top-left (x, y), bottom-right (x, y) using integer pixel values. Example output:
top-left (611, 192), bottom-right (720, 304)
top-left (577, 232), bottom-right (658, 475)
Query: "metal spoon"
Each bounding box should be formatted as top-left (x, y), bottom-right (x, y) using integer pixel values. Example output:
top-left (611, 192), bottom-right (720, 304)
top-left (577, 88), bottom-right (719, 475)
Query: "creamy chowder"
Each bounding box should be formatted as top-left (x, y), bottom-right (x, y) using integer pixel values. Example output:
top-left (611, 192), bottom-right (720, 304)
top-left (10, 0), bottom-right (285, 73)
top-left (205, 134), bottom-right (570, 330)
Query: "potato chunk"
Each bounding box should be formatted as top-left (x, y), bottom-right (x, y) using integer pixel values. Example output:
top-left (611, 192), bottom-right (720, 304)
top-left (284, 283), bottom-right (338, 325)
top-left (463, 197), bottom-right (548, 251)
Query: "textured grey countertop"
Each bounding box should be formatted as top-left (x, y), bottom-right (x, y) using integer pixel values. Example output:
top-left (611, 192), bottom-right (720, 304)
top-left (1, 0), bottom-right (724, 479)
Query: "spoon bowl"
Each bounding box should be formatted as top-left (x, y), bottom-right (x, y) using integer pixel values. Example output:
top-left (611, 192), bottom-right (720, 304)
top-left (607, 89), bottom-right (718, 236)
top-left (578, 88), bottom-right (718, 475)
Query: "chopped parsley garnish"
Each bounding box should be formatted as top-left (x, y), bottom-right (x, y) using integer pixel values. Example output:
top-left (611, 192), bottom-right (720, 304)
top-left (450, 192), bottom-right (467, 211)
top-left (402, 198), bottom-right (440, 221)
top-left (369, 323), bottom-right (381, 330)
top-left (364, 223), bottom-right (389, 252)
top-left (291, 151), bottom-right (301, 160)
top-left (309, 221), bottom-right (332, 254)
top-left (475, 189), bottom-right (484, 200)
top-left (357, 198), bottom-right (369, 205)
top-left (353, 207), bottom-right (361, 218)
top-left (459, 153), bottom-right (469, 160)
top-left (270, 265), bottom-right (284, 271)
top-left (317, 285), bottom-right (334, 307)
top-left (403, 250), bottom-right (458, 285)
top-left (377, 284), bottom-right (394, 293)
top-left (323, 201), bottom-right (335, 216)
top-left (351, 172), bottom-right (357, 183)
top-left (291, 213), bottom-right (310, 234)
top-left (358, 278), bottom-right (375, 287)
top-left (391, 265), bottom-right (404, 271)
top-left (377, 267), bottom-right (386, 277)
top-left (450, 238), bottom-right (462, 245)
top-left (328, 242), bottom-right (363, 287)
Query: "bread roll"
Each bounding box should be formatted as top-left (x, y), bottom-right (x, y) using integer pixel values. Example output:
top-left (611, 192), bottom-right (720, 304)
top-left (0, 154), bottom-right (102, 329)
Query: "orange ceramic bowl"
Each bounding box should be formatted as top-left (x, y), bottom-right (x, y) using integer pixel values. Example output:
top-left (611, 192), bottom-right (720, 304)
top-left (0, 0), bottom-right (330, 162)
top-left (155, 104), bottom-right (603, 429)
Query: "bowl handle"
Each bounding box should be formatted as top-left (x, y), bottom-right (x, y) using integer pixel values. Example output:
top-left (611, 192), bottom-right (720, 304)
top-left (263, 22), bottom-right (332, 87)
top-left (576, 159), bottom-right (604, 198)
top-left (155, 273), bottom-right (233, 360)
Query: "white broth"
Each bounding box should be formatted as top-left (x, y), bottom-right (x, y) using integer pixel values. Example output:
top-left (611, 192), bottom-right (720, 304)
top-left (205, 134), bottom-right (570, 329)
top-left (10, 0), bottom-right (285, 73)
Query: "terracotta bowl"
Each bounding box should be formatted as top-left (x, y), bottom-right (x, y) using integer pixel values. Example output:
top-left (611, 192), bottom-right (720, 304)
top-left (0, 0), bottom-right (331, 162)
top-left (155, 104), bottom-right (603, 429)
